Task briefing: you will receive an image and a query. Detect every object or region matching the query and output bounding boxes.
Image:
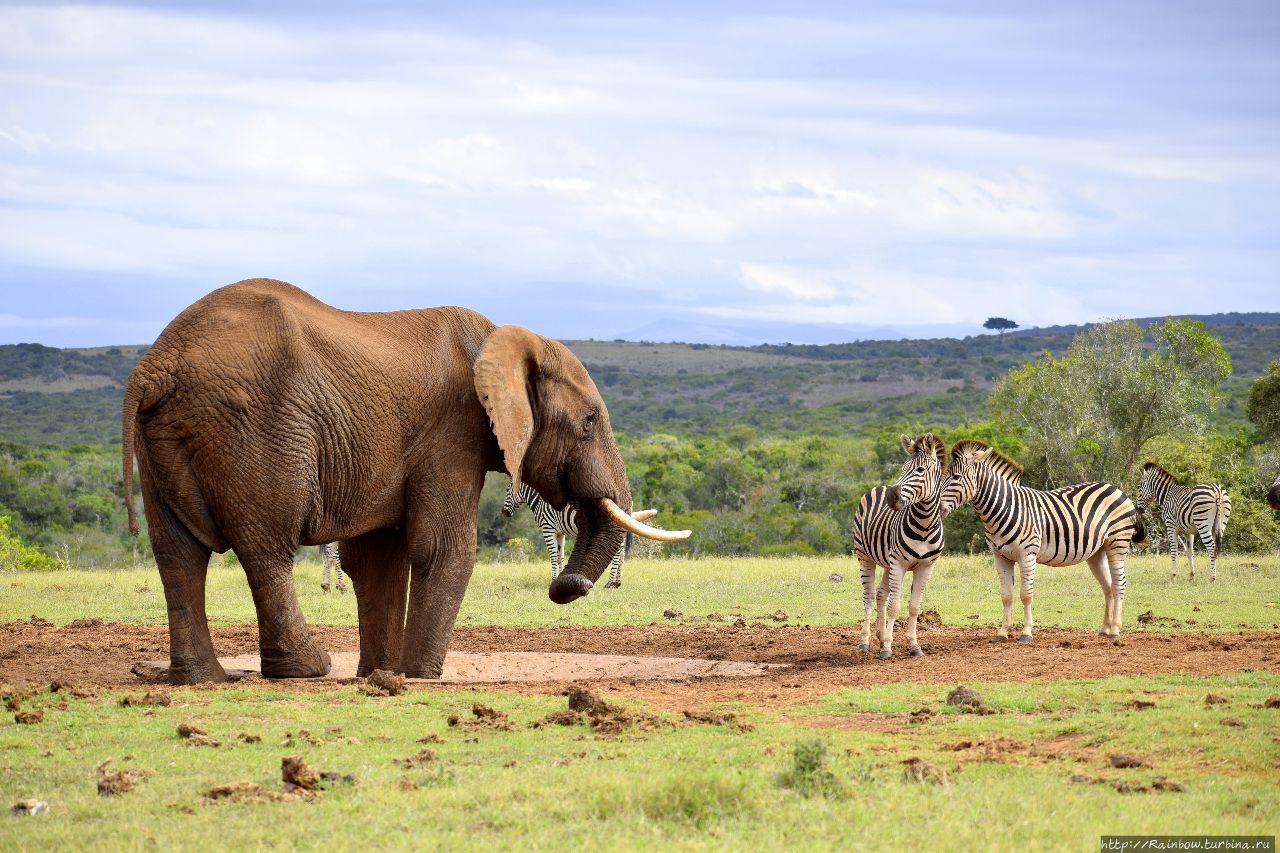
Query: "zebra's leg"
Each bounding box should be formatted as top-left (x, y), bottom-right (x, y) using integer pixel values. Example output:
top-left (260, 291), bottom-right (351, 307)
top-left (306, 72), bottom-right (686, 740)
top-left (857, 558), bottom-right (877, 652)
top-left (335, 559), bottom-right (347, 594)
top-left (555, 534), bottom-right (566, 579)
top-left (1197, 526), bottom-right (1217, 583)
top-left (541, 528), bottom-right (560, 581)
top-left (905, 563), bottom-right (934, 657)
top-left (320, 545), bottom-right (331, 593)
top-left (1017, 555), bottom-right (1037, 642)
top-left (1167, 514), bottom-right (1179, 578)
top-left (1186, 534), bottom-right (1196, 581)
top-left (1106, 543), bottom-right (1128, 638)
top-left (878, 562), bottom-right (906, 660)
top-left (993, 554), bottom-right (1015, 641)
top-left (604, 544), bottom-right (623, 588)
top-left (1086, 551), bottom-right (1114, 636)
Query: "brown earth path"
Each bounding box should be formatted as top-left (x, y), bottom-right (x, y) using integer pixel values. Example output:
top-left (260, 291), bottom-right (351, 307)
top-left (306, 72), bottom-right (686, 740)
top-left (1, 618), bottom-right (1277, 710)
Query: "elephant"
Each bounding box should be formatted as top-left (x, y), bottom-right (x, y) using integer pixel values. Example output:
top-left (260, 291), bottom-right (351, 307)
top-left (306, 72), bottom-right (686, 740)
top-left (122, 278), bottom-right (689, 684)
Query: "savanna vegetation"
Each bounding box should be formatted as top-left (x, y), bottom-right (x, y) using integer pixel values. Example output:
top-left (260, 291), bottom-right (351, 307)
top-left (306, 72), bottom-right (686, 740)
top-left (0, 314), bottom-right (1277, 570)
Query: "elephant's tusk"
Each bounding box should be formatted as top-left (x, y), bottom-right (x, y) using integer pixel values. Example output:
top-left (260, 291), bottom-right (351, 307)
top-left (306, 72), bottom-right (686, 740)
top-left (632, 509), bottom-right (658, 521)
top-left (598, 498), bottom-right (691, 542)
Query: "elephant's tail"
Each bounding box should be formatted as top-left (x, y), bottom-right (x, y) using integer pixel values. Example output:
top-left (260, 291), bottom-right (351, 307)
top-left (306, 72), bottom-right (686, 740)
top-left (122, 379), bottom-right (143, 536)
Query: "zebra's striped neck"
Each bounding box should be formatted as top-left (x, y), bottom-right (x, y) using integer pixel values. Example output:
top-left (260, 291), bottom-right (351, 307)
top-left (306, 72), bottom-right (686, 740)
top-left (518, 483), bottom-right (547, 512)
top-left (1142, 467), bottom-right (1178, 504)
top-left (905, 487), bottom-right (942, 529)
top-left (969, 464), bottom-right (1017, 526)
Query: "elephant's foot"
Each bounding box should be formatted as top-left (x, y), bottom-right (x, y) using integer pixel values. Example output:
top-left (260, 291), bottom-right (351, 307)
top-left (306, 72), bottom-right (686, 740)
top-left (167, 655), bottom-right (229, 685)
top-left (399, 662), bottom-right (444, 680)
top-left (260, 643), bottom-right (331, 679)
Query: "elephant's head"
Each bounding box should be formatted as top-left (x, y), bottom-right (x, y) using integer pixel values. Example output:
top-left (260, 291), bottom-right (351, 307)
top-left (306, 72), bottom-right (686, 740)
top-left (474, 326), bottom-right (689, 603)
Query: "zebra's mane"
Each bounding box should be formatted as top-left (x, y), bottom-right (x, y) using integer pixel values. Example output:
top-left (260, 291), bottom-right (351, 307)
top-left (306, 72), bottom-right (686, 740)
top-left (951, 439), bottom-right (1024, 483)
top-left (913, 432), bottom-right (947, 471)
top-left (1141, 461), bottom-right (1177, 482)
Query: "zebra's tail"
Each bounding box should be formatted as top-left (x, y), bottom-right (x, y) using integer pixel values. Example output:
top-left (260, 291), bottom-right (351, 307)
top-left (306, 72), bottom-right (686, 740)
top-left (1130, 508), bottom-right (1149, 548)
top-left (1212, 489), bottom-right (1227, 556)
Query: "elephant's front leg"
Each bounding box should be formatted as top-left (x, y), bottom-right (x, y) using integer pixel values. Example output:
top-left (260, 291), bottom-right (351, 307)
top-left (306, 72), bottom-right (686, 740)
top-left (399, 481), bottom-right (483, 679)
top-left (239, 547), bottom-right (331, 679)
top-left (341, 529), bottom-right (410, 677)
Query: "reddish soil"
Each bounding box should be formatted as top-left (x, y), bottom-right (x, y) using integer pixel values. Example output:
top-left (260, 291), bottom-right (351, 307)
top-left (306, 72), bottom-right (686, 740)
top-left (1, 617), bottom-right (1277, 710)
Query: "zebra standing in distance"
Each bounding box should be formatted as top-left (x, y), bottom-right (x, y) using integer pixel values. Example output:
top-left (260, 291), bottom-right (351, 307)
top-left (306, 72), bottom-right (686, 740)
top-left (502, 483), bottom-right (655, 588)
top-left (941, 440), bottom-right (1147, 641)
top-left (852, 433), bottom-right (947, 659)
top-left (319, 542), bottom-right (346, 594)
top-left (1136, 462), bottom-right (1231, 582)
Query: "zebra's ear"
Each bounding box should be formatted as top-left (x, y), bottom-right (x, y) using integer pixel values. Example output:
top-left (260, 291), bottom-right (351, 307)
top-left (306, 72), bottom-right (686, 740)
top-left (474, 325), bottom-right (542, 499)
top-left (899, 434), bottom-right (914, 454)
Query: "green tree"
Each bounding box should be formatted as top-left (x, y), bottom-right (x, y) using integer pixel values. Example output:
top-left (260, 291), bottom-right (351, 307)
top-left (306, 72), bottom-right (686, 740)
top-left (983, 317), bottom-right (1019, 335)
top-left (1246, 359), bottom-right (1280, 443)
top-left (990, 319), bottom-right (1232, 487)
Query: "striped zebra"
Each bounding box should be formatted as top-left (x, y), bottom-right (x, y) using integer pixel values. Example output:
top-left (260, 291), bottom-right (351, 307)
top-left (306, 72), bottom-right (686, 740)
top-left (1267, 471), bottom-right (1280, 511)
top-left (941, 440), bottom-right (1146, 641)
top-left (1136, 463), bottom-right (1231, 582)
top-left (852, 433), bottom-right (947, 659)
top-left (319, 542), bottom-right (346, 594)
top-left (503, 483), bottom-right (652, 588)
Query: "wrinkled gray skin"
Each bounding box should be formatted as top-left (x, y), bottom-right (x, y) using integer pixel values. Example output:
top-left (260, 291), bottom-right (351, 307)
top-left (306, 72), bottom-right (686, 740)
top-left (123, 279), bottom-right (632, 684)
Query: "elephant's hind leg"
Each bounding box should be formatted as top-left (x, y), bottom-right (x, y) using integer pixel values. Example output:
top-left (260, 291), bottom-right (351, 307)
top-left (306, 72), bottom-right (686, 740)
top-left (238, 547), bottom-right (331, 679)
top-left (342, 529), bottom-right (409, 677)
top-left (150, 512), bottom-right (226, 685)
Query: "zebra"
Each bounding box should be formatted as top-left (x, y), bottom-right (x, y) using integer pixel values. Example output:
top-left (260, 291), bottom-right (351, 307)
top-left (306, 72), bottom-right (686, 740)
top-left (940, 439), bottom-right (1146, 641)
top-left (319, 542), bottom-right (346, 593)
top-left (1136, 462), bottom-right (1231, 582)
top-left (1267, 471), bottom-right (1280, 511)
top-left (851, 433), bottom-right (947, 659)
top-left (502, 483), bottom-right (652, 587)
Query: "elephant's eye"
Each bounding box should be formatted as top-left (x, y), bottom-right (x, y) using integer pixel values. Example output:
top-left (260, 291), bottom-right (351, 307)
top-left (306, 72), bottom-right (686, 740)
top-left (582, 412), bottom-right (597, 434)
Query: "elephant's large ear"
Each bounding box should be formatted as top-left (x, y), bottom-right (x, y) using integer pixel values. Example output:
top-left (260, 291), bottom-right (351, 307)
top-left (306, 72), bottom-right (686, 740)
top-left (474, 325), bottom-right (542, 497)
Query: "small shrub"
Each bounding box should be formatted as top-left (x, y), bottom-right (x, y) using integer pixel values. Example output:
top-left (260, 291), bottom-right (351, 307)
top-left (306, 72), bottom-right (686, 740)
top-left (0, 516), bottom-right (59, 572)
top-left (777, 738), bottom-right (844, 799)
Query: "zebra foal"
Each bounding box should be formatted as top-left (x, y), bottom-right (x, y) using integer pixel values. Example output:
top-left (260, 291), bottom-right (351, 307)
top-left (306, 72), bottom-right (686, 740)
top-left (941, 440), bottom-right (1146, 641)
top-left (502, 483), bottom-right (654, 588)
top-left (851, 433), bottom-right (947, 659)
top-left (1136, 463), bottom-right (1231, 581)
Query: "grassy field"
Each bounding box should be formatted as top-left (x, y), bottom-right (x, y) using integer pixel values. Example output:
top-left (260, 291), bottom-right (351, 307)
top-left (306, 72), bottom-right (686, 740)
top-left (4, 553), bottom-right (1277, 633)
top-left (2, 555), bottom-right (1278, 850)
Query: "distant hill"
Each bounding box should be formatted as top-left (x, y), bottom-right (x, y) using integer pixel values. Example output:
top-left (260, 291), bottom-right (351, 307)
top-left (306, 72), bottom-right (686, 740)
top-left (0, 313), bottom-right (1276, 446)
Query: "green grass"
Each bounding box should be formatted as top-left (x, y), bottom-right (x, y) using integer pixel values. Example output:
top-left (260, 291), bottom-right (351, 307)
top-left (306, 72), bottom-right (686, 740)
top-left (3, 555), bottom-right (1278, 849)
top-left (1, 675), bottom-right (1276, 849)
top-left (3, 553), bottom-right (1277, 633)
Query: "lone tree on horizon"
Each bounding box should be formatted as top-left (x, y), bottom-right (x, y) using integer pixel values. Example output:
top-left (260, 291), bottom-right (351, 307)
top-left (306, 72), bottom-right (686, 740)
top-left (984, 317), bottom-right (1019, 335)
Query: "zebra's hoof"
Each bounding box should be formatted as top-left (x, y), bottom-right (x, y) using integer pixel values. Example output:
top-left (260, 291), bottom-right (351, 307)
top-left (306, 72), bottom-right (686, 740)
top-left (1018, 634), bottom-right (1033, 643)
top-left (877, 650), bottom-right (892, 660)
top-left (990, 635), bottom-right (1008, 643)
top-left (909, 646), bottom-right (923, 657)
top-left (604, 581), bottom-right (621, 589)
top-left (320, 584), bottom-right (329, 593)
top-left (858, 643), bottom-right (870, 653)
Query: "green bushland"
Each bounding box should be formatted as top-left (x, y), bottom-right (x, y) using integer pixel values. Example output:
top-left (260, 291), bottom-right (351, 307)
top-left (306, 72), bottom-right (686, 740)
top-left (2, 317), bottom-right (1278, 569)
top-left (1, 673), bottom-right (1275, 848)
top-left (4, 554), bottom-right (1278, 633)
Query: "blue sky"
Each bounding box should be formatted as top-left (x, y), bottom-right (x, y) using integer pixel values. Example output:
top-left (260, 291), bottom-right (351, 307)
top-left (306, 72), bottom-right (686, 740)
top-left (1, 1), bottom-right (1277, 346)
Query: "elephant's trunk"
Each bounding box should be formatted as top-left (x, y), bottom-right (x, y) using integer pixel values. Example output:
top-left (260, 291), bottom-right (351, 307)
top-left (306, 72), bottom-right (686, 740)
top-left (548, 500), bottom-right (626, 604)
